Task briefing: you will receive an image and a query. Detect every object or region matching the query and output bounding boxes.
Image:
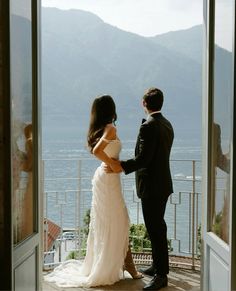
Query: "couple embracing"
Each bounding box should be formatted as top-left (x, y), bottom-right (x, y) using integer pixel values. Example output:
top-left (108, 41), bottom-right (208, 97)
top-left (45, 87), bottom-right (174, 291)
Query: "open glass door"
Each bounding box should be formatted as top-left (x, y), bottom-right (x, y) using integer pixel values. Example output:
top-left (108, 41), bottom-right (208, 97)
top-left (10, 0), bottom-right (42, 289)
top-left (202, 0), bottom-right (235, 290)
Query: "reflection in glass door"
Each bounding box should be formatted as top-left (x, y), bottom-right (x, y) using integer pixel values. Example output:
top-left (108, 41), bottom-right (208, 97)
top-left (202, 0), bottom-right (235, 290)
top-left (210, 0), bottom-right (233, 244)
top-left (10, 0), bottom-right (34, 245)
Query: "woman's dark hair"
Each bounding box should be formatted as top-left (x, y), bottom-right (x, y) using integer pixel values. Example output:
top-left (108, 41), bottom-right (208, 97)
top-left (143, 87), bottom-right (164, 111)
top-left (87, 95), bottom-right (117, 152)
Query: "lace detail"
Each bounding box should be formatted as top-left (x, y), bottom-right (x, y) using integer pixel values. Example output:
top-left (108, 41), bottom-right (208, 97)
top-left (44, 139), bottom-right (129, 287)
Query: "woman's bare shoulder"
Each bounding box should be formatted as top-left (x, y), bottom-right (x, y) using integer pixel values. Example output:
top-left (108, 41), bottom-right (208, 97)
top-left (103, 123), bottom-right (116, 139)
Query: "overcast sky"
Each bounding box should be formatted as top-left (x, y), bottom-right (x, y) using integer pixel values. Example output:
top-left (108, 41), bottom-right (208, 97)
top-left (42, 0), bottom-right (203, 36)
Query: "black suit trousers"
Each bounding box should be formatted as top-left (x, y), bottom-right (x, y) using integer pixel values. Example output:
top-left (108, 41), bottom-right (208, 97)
top-left (141, 195), bottom-right (169, 275)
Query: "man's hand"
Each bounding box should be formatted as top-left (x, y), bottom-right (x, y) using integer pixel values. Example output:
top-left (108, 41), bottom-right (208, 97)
top-left (110, 160), bottom-right (123, 173)
top-left (103, 160), bottom-right (123, 173)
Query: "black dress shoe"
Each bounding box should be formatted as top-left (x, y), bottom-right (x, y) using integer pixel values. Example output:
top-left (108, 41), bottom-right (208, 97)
top-left (139, 265), bottom-right (157, 276)
top-left (143, 274), bottom-right (168, 290)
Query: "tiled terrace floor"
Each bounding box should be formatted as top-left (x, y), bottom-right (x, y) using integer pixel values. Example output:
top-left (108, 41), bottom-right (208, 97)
top-left (43, 267), bottom-right (200, 291)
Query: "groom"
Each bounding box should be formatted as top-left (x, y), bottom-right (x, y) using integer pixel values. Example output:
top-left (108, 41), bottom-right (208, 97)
top-left (111, 87), bottom-right (174, 290)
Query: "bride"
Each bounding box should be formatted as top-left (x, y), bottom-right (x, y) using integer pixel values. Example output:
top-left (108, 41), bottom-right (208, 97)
top-left (44, 95), bottom-right (142, 287)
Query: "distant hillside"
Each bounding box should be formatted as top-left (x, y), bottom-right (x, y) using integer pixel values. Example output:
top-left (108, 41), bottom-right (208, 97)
top-left (149, 25), bottom-right (203, 64)
top-left (41, 8), bottom-right (231, 144)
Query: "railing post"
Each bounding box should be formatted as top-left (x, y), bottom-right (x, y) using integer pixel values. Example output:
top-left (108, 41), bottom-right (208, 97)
top-left (77, 160), bottom-right (82, 255)
top-left (41, 159), bottom-right (45, 267)
top-left (133, 186), bottom-right (140, 224)
top-left (45, 191), bottom-right (48, 253)
top-left (191, 160), bottom-right (196, 270)
top-left (42, 160), bottom-right (47, 258)
top-left (59, 202), bottom-right (63, 263)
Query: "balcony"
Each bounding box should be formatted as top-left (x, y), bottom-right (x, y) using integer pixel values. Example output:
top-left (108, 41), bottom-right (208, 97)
top-left (43, 268), bottom-right (200, 290)
top-left (42, 158), bottom-right (201, 290)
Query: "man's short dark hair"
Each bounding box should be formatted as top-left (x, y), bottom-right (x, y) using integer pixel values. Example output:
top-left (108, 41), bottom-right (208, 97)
top-left (143, 87), bottom-right (164, 111)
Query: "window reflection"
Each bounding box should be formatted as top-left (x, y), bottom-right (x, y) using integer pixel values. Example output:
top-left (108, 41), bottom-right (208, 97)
top-left (211, 0), bottom-right (233, 244)
top-left (13, 123), bottom-right (34, 243)
top-left (11, 0), bottom-right (34, 244)
top-left (211, 123), bottom-right (230, 242)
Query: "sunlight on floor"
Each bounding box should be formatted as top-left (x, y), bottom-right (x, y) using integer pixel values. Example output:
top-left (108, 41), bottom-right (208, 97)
top-left (43, 268), bottom-right (200, 291)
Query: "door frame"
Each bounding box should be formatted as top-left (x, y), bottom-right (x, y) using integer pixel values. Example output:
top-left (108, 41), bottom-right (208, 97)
top-left (9, 0), bottom-right (42, 289)
top-left (202, 0), bottom-right (236, 290)
top-left (0, 1), bottom-right (12, 289)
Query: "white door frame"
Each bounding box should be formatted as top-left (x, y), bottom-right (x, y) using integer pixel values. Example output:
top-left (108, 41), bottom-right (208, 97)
top-left (202, 0), bottom-right (236, 290)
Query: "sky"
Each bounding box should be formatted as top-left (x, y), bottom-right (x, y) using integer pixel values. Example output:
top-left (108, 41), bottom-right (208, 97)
top-left (42, 0), bottom-right (203, 37)
top-left (42, 0), bottom-right (234, 50)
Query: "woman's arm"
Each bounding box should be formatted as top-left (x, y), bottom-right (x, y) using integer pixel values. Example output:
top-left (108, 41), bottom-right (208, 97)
top-left (92, 124), bottom-right (121, 171)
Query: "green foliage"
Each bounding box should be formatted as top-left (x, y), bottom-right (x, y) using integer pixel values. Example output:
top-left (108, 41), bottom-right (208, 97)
top-left (130, 223), bottom-right (151, 251)
top-left (81, 209), bottom-right (91, 236)
top-left (129, 223), bottom-right (173, 253)
top-left (66, 209), bottom-right (90, 260)
top-left (197, 224), bottom-right (201, 258)
top-left (168, 240), bottom-right (173, 252)
top-left (66, 250), bottom-right (78, 260)
top-left (196, 212), bottom-right (224, 258)
top-left (212, 211), bottom-right (223, 236)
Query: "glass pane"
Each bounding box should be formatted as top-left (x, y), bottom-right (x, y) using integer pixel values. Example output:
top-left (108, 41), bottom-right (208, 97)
top-left (211, 0), bottom-right (233, 243)
top-left (11, 0), bottom-right (34, 244)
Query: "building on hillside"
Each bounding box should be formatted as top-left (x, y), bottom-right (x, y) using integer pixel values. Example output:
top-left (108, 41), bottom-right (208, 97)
top-left (43, 218), bottom-right (61, 270)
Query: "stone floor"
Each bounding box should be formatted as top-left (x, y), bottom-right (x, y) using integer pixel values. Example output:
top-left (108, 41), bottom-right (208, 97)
top-left (42, 268), bottom-right (201, 291)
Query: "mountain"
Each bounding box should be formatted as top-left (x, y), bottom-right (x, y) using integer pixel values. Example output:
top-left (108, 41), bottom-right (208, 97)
top-left (41, 8), bottom-right (230, 145)
top-left (149, 25), bottom-right (203, 64)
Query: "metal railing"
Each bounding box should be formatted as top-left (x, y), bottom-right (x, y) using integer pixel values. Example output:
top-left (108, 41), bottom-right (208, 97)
top-left (43, 158), bottom-right (201, 270)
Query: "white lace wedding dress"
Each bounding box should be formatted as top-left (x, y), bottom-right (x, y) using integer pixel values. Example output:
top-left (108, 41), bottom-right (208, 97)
top-left (44, 139), bottom-right (130, 287)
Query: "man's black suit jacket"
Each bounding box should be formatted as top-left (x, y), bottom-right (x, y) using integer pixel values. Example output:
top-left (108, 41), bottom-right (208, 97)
top-left (121, 113), bottom-right (174, 199)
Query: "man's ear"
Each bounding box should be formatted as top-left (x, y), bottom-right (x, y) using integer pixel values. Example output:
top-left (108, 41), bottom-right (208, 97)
top-left (142, 100), bottom-right (147, 107)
